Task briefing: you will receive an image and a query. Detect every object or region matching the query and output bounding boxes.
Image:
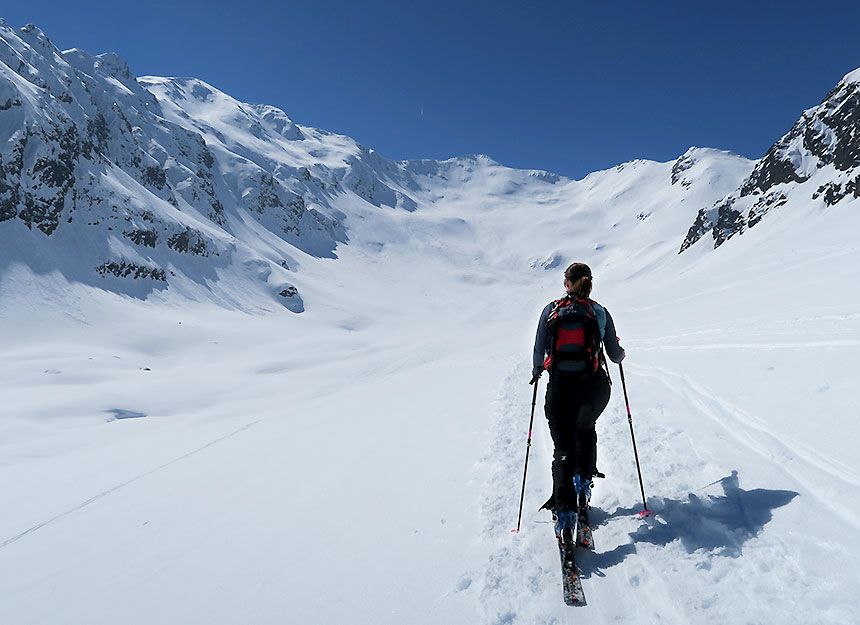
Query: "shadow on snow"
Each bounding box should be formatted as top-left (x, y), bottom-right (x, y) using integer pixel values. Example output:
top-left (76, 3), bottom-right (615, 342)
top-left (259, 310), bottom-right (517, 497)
top-left (581, 471), bottom-right (798, 577)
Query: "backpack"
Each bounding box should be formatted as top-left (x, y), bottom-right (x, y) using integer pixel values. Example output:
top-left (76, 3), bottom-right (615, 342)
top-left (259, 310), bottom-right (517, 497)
top-left (544, 295), bottom-right (603, 376)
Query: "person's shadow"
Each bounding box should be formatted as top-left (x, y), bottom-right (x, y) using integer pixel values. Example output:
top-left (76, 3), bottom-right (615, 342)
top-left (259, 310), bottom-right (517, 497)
top-left (580, 471), bottom-right (798, 577)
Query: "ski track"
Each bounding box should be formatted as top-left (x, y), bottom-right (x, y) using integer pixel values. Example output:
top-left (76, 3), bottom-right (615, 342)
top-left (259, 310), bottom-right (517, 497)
top-left (630, 363), bottom-right (860, 528)
top-left (0, 420), bottom-right (259, 550)
top-left (474, 362), bottom-right (673, 624)
top-left (476, 364), bottom-right (565, 624)
top-left (474, 359), bottom-right (855, 624)
top-left (609, 362), bottom-right (855, 624)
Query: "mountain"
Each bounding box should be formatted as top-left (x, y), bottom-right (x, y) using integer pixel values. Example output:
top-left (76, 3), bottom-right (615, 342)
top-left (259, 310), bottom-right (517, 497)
top-left (0, 21), bottom-right (408, 309)
top-left (1, 20), bottom-right (754, 312)
top-left (4, 21), bottom-right (859, 304)
top-left (681, 68), bottom-right (860, 251)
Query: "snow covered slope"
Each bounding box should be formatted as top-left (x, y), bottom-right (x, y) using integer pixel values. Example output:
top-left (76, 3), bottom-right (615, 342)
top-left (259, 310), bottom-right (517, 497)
top-left (682, 67), bottom-right (860, 251)
top-left (0, 20), bottom-right (752, 311)
top-left (0, 20), bottom-right (346, 309)
top-left (2, 20), bottom-right (859, 625)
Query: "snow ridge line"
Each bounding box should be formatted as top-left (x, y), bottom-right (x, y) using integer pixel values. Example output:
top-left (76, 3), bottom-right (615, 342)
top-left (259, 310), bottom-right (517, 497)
top-left (0, 420), bottom-right (260, 550)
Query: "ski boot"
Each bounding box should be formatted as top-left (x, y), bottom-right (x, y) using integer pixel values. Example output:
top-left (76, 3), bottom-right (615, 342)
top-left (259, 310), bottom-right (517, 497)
top-left (573, 474), bottom-right (593, 513)
top-left (553, 509), bottom-right (577, 556)
top-left (573, 474), bottom-right (595, 549)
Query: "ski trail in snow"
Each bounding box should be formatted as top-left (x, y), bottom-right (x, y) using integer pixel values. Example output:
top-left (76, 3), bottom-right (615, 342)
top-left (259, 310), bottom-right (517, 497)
top-left (600, 362), bottom-right (857, 624)
top-left (628, 363), bottom-right (860, 530)
top-left (474, 363), bottom-right (661, 624)
top-left (473, 361), bottom-right (672, 624)
top-left (475, 364), bottom-right (568, 624)
top-left (472, 359), bottom-right (855, 624)
top-left (0, 420), bottom-right (260, 550)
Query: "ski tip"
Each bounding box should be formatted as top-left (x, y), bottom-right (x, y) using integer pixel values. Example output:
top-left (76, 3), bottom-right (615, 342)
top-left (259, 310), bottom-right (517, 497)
top-left (637, 509), bottom-right (654, 518)
top-left (510, 529), bottom-right (520, 534)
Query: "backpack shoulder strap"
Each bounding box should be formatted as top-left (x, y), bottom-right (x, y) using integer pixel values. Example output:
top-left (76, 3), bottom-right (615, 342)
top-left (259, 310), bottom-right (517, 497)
top-left (548, 295), bottom-right (571, 320)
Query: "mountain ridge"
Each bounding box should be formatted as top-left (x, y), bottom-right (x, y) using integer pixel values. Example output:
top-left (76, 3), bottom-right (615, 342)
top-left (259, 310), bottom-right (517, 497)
top-left (5, 21), bottom-right (852, 310)
top-left (681, 66), bottom-right (860, 252)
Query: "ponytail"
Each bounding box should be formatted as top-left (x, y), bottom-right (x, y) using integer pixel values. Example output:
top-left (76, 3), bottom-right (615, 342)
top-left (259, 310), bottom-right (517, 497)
top-left (564, 262), bottom-right (593, 298)
top-left (570, 275), bottom-right (593, 298)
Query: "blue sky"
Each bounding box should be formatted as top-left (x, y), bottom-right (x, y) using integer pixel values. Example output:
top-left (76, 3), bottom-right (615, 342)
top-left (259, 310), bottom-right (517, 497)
top-left (4, 1), bottom-right (860, 179)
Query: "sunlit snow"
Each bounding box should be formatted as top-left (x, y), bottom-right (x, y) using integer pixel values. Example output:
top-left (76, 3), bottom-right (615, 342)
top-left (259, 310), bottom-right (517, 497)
top-left (1, 19), bottom-right (859, 625)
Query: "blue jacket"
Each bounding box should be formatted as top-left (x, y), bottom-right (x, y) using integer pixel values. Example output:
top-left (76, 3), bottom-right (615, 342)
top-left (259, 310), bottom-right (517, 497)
top-left (533, 297), bottom-right (625, 376)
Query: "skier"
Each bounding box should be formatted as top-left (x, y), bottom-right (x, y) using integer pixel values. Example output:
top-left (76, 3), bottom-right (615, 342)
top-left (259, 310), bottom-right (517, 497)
top-left (531, 262), bottom-right (625, 518)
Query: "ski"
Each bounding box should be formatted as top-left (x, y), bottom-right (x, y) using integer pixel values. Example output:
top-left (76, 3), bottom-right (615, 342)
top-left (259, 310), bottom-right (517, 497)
top-left (576, 508), bottom-right (594, 550)
top-left (551, 476), bottom-right (596, 605)
top-left (554, 514), bottom-right (587, 606)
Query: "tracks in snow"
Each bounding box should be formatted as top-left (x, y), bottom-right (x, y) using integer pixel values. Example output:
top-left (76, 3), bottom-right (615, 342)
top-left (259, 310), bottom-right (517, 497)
top-left (0, 420), bottom-right (260, 550)
top-left (627, 362), bottom-right (860, 530)
top-left (472, 358), bottom-right (857, 624)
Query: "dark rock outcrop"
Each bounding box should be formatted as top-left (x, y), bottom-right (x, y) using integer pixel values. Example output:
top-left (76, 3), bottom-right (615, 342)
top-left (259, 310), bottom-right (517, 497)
top-left (681, 70), bottom-right (860, 252)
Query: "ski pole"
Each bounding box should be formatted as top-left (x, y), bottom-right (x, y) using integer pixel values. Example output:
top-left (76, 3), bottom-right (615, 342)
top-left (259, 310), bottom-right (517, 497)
top-left (512, 378), bottom-right (540, 533)
top-left (619, 363), bottom-right (652, 517)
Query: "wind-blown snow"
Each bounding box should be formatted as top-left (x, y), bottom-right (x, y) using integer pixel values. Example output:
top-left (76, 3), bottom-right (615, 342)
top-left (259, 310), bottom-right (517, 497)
top-left (1, 20), bottom-right (859, 625)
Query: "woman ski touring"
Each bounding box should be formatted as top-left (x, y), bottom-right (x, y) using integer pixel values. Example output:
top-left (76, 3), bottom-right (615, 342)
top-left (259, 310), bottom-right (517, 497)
top-left (530, 262), bottom-right (625, 523)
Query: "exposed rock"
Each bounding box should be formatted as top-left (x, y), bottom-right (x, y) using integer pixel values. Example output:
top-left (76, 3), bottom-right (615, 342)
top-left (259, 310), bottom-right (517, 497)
top-left (95, 261), bottom-right (166, 281)
top-left (167, 227), bottom-right (210, 255)
top-left (123, 228), bottom-right (158, 247)
top-left (682, 71), bottom-right (860, 252)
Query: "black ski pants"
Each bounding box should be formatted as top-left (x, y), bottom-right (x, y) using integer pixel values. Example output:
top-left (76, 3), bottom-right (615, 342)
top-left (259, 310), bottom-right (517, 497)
top-left (545, 368), bottom-right (611, 511)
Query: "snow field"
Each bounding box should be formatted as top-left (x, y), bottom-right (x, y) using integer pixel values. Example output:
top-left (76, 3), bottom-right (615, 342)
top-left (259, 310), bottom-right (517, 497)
top-left (2, 125), bottom-right (860, 623)
top-left (475, 353), bottom-right (853, 624)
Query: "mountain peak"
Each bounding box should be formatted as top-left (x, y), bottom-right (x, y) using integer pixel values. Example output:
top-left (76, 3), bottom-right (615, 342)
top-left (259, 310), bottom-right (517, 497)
top-left (839, 66), bottom-right (860, 86)
top-left (452, 153), bottom-right (500, 167)
top-left (680, 67), bottom-right (860, 252)
top-left (139, 76), bottom-right (241, 111)
top-left (17, 23), bottom-right (57, 52)
top-left (93, 52), bottom-right (134, 81)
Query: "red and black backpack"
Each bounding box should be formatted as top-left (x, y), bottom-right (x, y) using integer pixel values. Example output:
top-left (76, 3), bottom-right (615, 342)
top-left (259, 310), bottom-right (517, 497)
top-left (544, 295), bottom-right (604, 377)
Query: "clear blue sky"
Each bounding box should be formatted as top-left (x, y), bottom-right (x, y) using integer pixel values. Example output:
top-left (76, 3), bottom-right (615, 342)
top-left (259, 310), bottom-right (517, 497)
top-left (4, 1), bottom-right (860, 179)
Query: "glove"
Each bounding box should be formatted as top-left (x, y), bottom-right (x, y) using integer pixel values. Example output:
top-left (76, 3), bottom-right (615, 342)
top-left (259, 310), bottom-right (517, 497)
top-left (529, 369), bottom-right (543, 385)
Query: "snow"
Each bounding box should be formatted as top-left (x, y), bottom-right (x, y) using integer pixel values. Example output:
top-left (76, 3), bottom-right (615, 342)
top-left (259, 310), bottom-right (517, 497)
top-left (840, 67), bottom-right (860, 86)
top-left (2, 20), bottom-right (860, 625)
top-left (3, 153), bottom-right (860, 623)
